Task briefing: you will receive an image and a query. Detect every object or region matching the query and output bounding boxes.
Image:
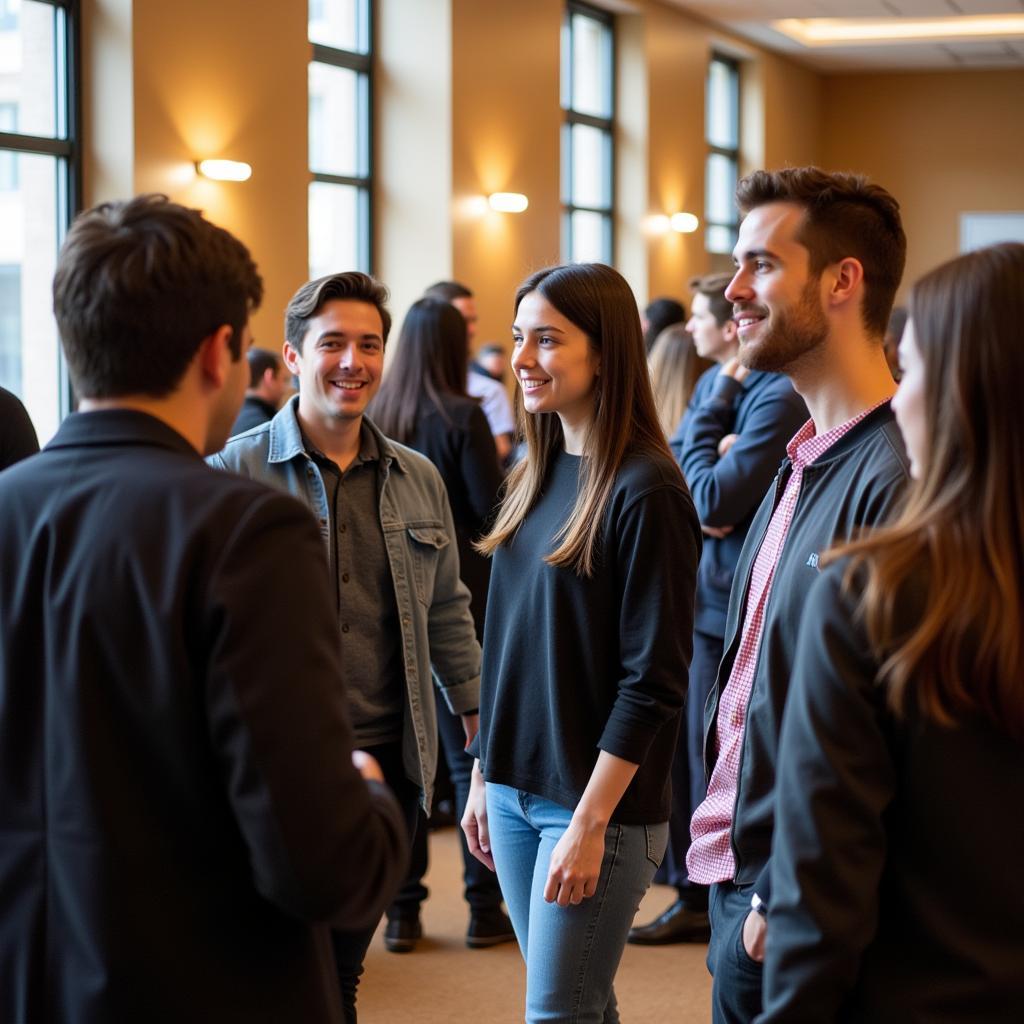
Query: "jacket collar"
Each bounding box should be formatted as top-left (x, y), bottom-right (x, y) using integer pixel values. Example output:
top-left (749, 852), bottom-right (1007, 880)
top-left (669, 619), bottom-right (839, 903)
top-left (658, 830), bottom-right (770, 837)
top-left (45, 408), bottom-right (199, 458)
top-left (266, 395), bottom-right (410, 474)
top-left (787, 400), bottom-right (896, 471)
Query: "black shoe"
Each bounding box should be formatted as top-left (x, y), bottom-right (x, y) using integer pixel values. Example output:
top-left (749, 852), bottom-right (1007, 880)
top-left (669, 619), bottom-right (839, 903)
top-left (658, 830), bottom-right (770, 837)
top-left (627, 899), bottom-right (711, 945)
top-left (466, 907), bottom-right (516, 949)
top-left (383, 915), bottom-right (423, 953)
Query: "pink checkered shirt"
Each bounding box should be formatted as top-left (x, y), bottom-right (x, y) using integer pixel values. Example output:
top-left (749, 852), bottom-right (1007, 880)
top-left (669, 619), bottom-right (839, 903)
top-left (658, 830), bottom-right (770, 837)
top-left (687, 402), bottom-right (886, 885)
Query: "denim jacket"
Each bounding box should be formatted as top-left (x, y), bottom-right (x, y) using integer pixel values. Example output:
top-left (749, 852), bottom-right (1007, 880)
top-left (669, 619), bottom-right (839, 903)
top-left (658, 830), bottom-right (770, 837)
top-left (208, 398), bottom-right (481, 811)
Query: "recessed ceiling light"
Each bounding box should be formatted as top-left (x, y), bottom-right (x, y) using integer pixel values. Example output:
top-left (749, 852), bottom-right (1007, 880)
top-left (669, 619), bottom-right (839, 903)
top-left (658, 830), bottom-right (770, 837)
top-left (773, 15), bottom-right (1024, 47)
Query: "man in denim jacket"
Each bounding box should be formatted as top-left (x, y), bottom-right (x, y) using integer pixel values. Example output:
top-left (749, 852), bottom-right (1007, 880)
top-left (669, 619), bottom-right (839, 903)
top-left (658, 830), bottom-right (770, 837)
top-left (209, 271), bottom-right (480, 1024)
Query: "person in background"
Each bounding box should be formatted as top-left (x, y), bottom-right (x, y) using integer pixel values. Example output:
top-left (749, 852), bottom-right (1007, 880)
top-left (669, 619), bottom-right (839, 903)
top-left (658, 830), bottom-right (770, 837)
top-left (687, 167), bottom-right (910, 1023)
top-left (209, 271), bottom-right (481, 1023)
top-left (0, 195), bottom-right (406, 1023)
top-left (369, 297), bottom-right (514, 952)
top-left (630, 273), bottom-right (805, 949)
top-left (642, 296), bottom-right (687, 354)
top-left (882, 305), bottom-right (907, 382)
top-left (647, 322), bottom-right (715, 440)
top-left (425, 280), bottom-right (516, 464)
top-left (471, 342), bottom-right (508, 384)
top-left (0, 384), bottom-right (40, 470)
top-left (231, 347), bottom-right (291, 435)
top-left (463, 262), bottom-right (700, 1023)
top-left (761, 243), bottom-right (1024, 1024)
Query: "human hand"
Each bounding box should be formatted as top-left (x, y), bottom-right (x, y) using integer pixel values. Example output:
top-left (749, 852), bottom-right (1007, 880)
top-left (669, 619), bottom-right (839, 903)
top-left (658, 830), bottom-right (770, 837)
top-left (702, 523), bottom-right (734, 539)
top-left (721, 357), bottom-right (750, 384)
top-left (352, 750), bottom-right (384, 784)
top-left (461, 712), bottom-right (480, 747)
top-left (543, 818), bottom-right (604, 907)
top-left (742, 909), bottom-right (767, 963)
top-left (717, 433), bottom-right (739, 458)
top-left (461, 763), bottom-right (495, 871)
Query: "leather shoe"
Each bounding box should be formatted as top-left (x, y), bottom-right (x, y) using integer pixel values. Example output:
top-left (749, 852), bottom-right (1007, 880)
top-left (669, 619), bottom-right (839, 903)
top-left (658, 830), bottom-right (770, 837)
top-left (627, 899), bottom-right (711, 945)
top-left (383, 914), bottom-right (422, 953)
top-left (466, 907), bottom-right (516, 949)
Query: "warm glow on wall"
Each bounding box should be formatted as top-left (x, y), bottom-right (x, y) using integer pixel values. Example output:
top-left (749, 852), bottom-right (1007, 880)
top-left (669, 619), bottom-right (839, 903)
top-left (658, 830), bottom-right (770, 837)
top-left (488, 192), bottom-right (529, 213)
top-left (196, 159), bottom-right (252, 182)
top-left (670, 212), bottom-right (699, 233)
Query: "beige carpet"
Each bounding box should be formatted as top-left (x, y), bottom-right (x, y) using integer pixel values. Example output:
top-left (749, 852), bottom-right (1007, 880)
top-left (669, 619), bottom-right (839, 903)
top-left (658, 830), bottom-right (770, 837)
top-left (358, 826), bottom-right (712, 1023)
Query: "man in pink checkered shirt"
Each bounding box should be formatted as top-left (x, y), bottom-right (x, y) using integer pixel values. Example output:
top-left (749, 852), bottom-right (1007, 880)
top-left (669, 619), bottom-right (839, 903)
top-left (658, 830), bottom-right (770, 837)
top-left (685, 167), bottom-right (912, 1024)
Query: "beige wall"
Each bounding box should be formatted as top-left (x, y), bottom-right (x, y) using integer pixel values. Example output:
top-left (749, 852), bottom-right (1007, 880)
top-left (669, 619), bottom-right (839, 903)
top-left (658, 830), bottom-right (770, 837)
top-left (821, 69), bottom-right (1024, 300)
top-left (84, 0), bottom-right (308, 351)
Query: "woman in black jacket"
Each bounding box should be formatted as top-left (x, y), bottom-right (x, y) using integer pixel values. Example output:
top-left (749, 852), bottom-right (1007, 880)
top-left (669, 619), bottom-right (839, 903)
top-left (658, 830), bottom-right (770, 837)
top-left (761, 242), bottom-right (1024, 1023)
top-left (369, 296), bottom-right (512, 949)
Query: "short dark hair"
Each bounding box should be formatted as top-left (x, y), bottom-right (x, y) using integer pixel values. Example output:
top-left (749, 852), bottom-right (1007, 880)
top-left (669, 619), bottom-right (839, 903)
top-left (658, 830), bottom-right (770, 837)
top-left (424, 280), bottom-right (473, 302)
top-left (284, 272), bottom-right (392, 352)
top-left (688, 272), bottom-right (734, 327)
top-left (643, 297), bottom-right (686, 353)
top-left (247, 347), bottom-right (281, 388)
top-left (52, 194), bottom-right (263, 399)
top-left (735, 166), bottom-right (906, 337)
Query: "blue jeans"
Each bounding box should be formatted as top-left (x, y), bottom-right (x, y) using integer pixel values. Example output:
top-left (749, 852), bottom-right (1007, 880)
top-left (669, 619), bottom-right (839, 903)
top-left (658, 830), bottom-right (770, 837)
top-left (707, 881), bottom-right (763, 1024)
top-left (486, 782), bottom-right (667, 1023)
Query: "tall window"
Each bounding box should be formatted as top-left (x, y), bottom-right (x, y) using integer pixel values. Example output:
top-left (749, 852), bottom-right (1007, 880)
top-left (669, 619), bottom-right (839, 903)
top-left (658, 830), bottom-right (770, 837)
top-left (561, 2), bottom-right (614, 264)
top-left (0, 0), bottom-right (80, 441)
top-left (308, 0), bottom-right (372, 278)
top-left (705, 53), bottom-right (740, 256)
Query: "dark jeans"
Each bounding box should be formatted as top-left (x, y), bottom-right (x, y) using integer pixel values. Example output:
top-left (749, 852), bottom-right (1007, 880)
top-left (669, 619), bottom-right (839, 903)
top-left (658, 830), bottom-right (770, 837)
top-left (707, 881), bottom-right (763, 1024)
top-left (389, 700), bottom-right (504, 919)
top-left (655, 628), bottom-right (722, 912)
top-left (331, 741), bottom-right (420, 1024)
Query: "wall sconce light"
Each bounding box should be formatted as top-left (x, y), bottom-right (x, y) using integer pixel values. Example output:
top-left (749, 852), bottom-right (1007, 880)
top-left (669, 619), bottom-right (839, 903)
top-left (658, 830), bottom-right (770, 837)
top-left (196, 159), bottom-right (253, 182)
top-left (670, 212), bottom-right (700, 233)
top-left (488, 192), bottom-right (529, 213)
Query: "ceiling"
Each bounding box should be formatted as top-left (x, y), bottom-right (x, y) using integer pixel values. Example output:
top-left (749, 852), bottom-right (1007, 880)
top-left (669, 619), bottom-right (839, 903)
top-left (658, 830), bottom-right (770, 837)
top-left (668, 1), bottom-right (1024, 71)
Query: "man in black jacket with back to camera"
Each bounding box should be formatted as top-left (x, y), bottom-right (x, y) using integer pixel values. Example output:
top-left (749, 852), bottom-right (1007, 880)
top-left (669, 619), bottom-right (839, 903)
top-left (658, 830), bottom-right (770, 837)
top-left (0, 195), bottom-right (406, 1024)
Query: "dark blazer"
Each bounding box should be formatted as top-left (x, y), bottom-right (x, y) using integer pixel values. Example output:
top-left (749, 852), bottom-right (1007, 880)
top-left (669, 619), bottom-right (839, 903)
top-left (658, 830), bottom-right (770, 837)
top-left (231, 393), bottom-right (277, 436)
top-left (761, 561), bottom-right (1024, 1023)
top-left (673, 367), bottom-right (808, 639)
top-left (410, 394), bottom-right (503, 640)
top-left (0, 385), bottom-right (40, 471)
top-left (0, 410), bottom-right (406, 1023)
top-left (706, 404), bottom-right (910, 901)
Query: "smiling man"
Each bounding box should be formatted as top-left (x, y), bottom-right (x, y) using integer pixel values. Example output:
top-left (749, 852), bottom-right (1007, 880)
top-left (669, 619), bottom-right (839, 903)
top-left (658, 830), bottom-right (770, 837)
top-left (209, 271), bottom-right (482, 1024)
top-left (685, 168), bottom-right (912, 1024)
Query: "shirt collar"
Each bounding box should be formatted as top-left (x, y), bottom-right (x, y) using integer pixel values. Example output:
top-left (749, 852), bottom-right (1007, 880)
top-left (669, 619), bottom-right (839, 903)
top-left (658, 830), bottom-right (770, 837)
top-left (786, 397), bottom-right (890, 471)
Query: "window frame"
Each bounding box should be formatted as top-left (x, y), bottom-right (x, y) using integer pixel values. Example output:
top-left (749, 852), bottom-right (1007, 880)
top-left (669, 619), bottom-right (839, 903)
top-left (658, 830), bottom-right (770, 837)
top-left (561, 0), bottom-right (615, 265)
top-left (704, 51), bottom-right (740, 257)
top-left (0, 0), bottom-right (82, 420)
top-left (308, 0), bottom-right (374, 275)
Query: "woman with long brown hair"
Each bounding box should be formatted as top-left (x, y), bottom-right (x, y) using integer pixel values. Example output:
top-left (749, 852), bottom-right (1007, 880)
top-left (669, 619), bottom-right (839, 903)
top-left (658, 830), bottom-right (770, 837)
top-left (647, 322), bottom-right (714, 440)
top-left (761, 242), bottom-right (1024, 1022)
top-left (461, 263), bottom-right (700, 1022)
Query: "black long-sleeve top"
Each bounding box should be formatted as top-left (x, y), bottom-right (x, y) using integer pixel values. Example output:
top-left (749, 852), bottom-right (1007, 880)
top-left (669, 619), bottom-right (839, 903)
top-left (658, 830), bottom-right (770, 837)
top-left (475, 448), bottom-right (701, 824)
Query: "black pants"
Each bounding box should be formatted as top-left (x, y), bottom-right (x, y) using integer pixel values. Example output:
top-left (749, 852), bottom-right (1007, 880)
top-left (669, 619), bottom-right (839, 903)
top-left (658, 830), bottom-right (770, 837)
top-left (655, 628), bottom-right (722, 912)
top-left (389, 701), bottom-right (504, 920)
top-left (330, 741), bottom-right (420, 1024)
top-left (707, 881), bottom-right (764, 1024)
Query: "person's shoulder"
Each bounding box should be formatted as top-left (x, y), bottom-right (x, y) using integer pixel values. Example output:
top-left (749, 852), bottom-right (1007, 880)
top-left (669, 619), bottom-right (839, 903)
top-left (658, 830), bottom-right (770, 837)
top-left (615, 447), bottom-right (688, 500)
top-left (841, 404), bottom-right (911, 481)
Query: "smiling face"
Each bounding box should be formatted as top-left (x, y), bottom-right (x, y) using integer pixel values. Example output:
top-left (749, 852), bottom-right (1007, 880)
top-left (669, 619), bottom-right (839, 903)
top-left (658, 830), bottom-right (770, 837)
top-left (725, 202), bottom-right (829, 373)
top-left (686, 291), bottom-right (737, 363)
top-left (891, 318), bottom-right (927, 479)
top-left (283, 299), bottom-right (384, 430)
top-left (511, 290), bottom-right (600, 437)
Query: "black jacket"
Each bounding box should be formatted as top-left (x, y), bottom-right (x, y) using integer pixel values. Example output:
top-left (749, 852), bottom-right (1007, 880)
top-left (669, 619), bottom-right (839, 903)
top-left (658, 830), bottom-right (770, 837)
top-left (705, 403), bottom-right (910, 900)
top-left (231, 394), bottom-right (277, 436)
top-left (0, 385), bottom-right (40, 471)
top-left (0, 410), bottom-right (406, 1023)
top-left (673, 367), bottom-right (808, 639)
top-left (760, 562), bottom-right (1024, 1023)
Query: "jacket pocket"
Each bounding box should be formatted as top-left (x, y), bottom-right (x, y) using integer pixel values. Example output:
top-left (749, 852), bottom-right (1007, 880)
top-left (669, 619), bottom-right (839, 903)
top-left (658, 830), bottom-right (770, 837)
top-left (407, 524), bottom-right (449, 605)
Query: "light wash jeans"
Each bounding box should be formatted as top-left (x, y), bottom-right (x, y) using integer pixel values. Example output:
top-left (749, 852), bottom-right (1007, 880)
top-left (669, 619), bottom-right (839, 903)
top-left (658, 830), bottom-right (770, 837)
top-left (486, 782), bottom-right (668, 1023)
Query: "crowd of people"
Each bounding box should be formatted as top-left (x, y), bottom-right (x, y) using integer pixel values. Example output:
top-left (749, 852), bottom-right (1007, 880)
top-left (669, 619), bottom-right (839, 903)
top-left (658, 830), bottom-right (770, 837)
top-left (1, 164), bottom-right (1022, 1024)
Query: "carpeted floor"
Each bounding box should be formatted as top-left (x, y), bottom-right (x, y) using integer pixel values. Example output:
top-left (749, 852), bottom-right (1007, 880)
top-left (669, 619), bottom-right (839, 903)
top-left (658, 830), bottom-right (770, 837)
top-left (358, 826), bottom-right (712, 1023)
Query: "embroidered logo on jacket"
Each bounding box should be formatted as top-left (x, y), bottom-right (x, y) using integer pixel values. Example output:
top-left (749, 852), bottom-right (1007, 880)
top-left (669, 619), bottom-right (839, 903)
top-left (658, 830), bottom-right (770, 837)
top-left (806, 552), bottom-right (819, 569)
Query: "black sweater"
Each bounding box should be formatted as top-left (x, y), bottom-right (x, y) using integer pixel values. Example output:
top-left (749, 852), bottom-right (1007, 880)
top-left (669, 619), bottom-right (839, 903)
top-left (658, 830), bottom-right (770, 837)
top-left (476, 448), bottom-right (701, 824)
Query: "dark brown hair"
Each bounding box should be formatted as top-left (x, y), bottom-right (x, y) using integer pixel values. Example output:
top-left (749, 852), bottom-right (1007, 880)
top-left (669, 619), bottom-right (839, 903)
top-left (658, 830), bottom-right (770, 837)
top-left (477, 263), bottom-right (675, 576)
top-left (832, 242), bottom-right (1024, 739)
top-left (648, 324), bottom-right (714, 438)
top-left (368, 298), bottom-right (471, 444)
top-left (285, 271), bottom-right (392, 352)
top-left (736, 166), bottom-right (906, 338)
top-left (424, 280), bottom-right (473, 302)
top-left (52, 194), bottom-right (263, 398)
top-left (688, 272), bottom-right (735, 327)
top-left (247, 347), bottom-right (281, 388)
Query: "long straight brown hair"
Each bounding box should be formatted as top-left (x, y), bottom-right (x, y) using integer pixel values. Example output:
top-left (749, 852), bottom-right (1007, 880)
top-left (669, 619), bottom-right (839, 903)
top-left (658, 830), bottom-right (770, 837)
top-left (476, 263), bottom-right (674, 577)
top-left (647, 324), bottom-right (714, 439)
top-left (831, 242), bottom-right (1024, 739)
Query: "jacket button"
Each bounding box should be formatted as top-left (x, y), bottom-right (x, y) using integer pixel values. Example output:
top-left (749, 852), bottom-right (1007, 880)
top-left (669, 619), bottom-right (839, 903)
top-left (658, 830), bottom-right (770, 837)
top-left (342, 573), bottom-right (350, 583)
top-left (342, 623), bottom-right (350, 634)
